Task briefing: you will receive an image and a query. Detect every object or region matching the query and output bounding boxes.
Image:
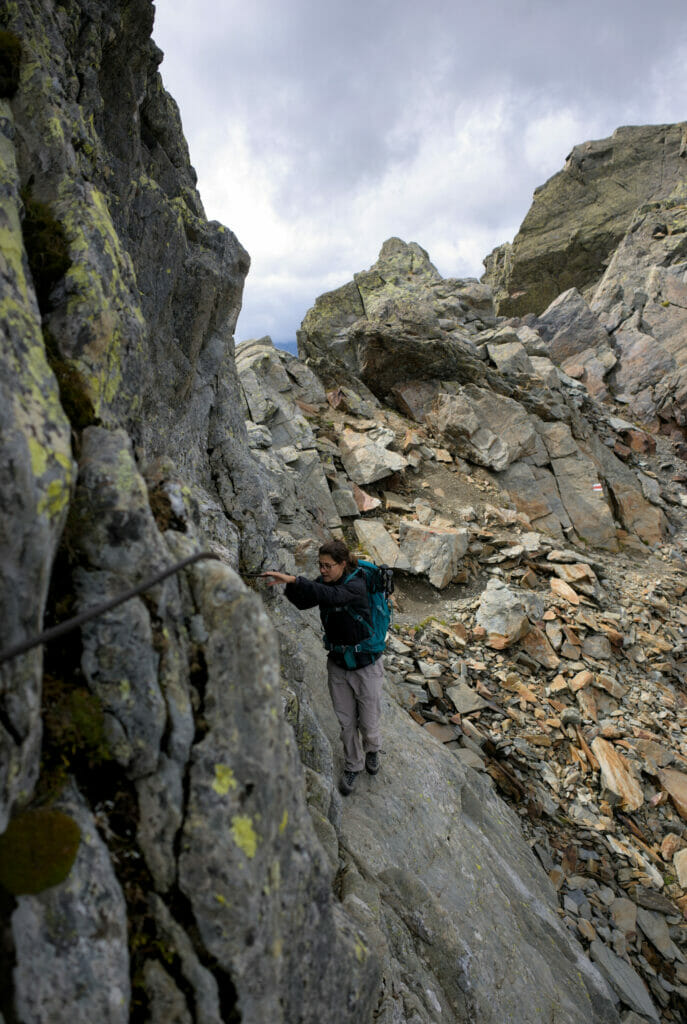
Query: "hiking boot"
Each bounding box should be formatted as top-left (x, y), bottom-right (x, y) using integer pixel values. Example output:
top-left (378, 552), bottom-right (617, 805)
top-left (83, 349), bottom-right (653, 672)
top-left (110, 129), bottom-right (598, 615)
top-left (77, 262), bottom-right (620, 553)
top-left (339, 770), bottom-right (358, 796)
top-left (365, 751), bottom-right (380, 775)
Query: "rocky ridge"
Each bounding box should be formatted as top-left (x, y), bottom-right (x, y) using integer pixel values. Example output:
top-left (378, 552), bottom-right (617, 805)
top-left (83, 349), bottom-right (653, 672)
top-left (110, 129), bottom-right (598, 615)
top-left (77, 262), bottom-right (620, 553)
top-left (1, 3), bottom-right (686, 1024)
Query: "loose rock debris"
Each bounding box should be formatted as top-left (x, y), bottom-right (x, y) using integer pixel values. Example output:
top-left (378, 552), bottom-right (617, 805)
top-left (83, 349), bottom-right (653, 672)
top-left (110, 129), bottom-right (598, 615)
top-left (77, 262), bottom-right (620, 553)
top-left (384, 533), bottom-right (687, 1021)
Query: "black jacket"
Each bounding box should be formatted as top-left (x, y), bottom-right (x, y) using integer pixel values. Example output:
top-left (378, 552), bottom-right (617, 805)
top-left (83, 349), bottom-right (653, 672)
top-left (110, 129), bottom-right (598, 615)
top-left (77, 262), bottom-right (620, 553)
top-left (284, 571), bottom-right (378, 668)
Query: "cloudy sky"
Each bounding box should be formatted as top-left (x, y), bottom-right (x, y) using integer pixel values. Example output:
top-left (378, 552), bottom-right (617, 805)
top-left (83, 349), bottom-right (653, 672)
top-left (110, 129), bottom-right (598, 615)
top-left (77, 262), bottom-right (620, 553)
top-left (152, 0), bottom-right (687, 349)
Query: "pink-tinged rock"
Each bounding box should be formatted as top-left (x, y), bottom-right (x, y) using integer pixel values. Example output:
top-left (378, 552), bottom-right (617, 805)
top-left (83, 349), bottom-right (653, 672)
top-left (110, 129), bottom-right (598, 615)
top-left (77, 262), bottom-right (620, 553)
top-left (660, 833), bottom-right (683, 862)
top-left (630, 738), bottom-right (673, 773)
top-left (550, 453), bottom-right (618, 551)
top-left (658, 768), bottom-right (687, 820)
top-left (550, 578), bottom-right (580, 605)
top-left (625, 429), bottom-right (656, 454)
top-left (576, 689), bottom-right (598, 724)
top-left (674, 848), bottom-right (687, 888)
top-left (591, 738), bottom-right (644, 811)
top-left (593, 673), bottom-right (627, 699)
top-left (351, 482), bottom-right (382, 512)
top-left (561, 347), bottom-right (613, 399)
top-left (612, 326), bottom-right (676, 395)
top-left (605, 477), bottom-right (666, 546)
top-left (520, 626), bottom-right (560, 669)
top-left (571, 670), bottom-right (593, 692)
top-left (391, 380), bottom-right (442, 422)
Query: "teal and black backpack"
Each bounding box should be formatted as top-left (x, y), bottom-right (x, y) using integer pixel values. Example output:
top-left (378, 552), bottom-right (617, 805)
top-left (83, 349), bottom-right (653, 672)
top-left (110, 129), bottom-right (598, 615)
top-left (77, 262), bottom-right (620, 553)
top-left (323, 559), bottom-right (394, 668)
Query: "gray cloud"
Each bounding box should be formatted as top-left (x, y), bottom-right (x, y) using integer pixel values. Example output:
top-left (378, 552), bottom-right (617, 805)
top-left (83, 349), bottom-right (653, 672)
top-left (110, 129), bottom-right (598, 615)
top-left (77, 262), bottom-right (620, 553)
top-left (152, 0), bottom-right (687, 344)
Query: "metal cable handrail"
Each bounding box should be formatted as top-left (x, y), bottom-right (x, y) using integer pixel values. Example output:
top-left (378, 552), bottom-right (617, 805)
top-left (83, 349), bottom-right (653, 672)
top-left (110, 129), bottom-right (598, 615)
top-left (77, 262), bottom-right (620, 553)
top-left (0, 550), bottom-right (222, 667)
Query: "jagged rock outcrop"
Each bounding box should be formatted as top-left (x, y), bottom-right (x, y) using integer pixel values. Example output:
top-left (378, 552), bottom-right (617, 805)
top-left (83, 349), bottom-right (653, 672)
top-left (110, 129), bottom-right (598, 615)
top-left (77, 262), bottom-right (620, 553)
top-left (483, 123), bottom-right (687, 317)
top-left (479, 123), bottom-right (687, 446)
top-left (0, 88), bottom-right (74, 830)
top-left (297, 238), bottom-right (668, 552)
top-left (591, 181), bottom-right (687, 431)
top-left (298, 237), bottom-right (498, 399)
top-left (483, 175), bottom-right (687, 438)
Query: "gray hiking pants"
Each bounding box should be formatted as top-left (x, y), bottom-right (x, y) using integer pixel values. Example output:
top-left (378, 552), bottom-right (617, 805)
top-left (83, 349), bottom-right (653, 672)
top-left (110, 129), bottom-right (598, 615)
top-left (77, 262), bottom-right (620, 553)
top-left (327, 656), bottom-right (384, 772)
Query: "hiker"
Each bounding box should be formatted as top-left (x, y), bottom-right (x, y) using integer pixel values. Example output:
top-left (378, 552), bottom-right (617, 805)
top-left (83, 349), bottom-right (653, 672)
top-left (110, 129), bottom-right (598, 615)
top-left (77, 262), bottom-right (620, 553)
top-left (262, 540), bottom-right (385, 796)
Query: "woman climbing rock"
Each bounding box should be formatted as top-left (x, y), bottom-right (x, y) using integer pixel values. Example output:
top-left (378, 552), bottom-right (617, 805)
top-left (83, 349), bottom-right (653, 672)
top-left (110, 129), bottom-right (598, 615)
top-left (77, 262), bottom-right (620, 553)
top-left (262, 540), bottom-right (386, 796)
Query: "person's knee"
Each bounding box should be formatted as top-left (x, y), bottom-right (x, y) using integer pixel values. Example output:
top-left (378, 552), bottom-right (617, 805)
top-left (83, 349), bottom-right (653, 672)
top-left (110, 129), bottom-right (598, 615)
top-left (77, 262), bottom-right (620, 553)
top-left (335, 709), bottom-right (356, 730)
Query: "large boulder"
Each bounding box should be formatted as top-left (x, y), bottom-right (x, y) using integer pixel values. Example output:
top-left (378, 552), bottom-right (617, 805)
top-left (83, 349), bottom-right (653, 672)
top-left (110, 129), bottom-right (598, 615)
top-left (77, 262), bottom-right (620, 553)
top-left (353, 519), bottom-right (410, 569)
top-left (474, 578), bottom-right (531, 646)
top-left (483, 123), bottom-right (687, 316)
top-left (298, 238), bottom-right (496, 399)
top-left (338, 427), bottom-right (409, 484)
top-left (398, 519), bottom-right (469, 588)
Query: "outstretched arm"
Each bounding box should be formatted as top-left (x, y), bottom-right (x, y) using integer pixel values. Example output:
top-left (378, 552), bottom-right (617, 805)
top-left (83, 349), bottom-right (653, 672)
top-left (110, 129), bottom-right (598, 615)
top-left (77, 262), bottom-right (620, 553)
top-left (261, 571), bottom-right (296, 587)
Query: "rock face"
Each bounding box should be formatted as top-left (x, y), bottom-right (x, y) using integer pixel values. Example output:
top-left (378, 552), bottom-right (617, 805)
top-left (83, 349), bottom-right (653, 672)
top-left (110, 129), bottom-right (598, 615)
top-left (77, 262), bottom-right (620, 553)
top-left (0, 2), bottom-right (374, 1020)
top-left (2, 3), bottom-right (686, 1024)
top-left (483, 123), bottom-right (687, 316)
top-left (0, 88), bottom-right (74, 832)
top-left (555, 194), bottom-right (686, 434)
top-left (481, 134), bottom-right (687, 442)
top-left (590, 181), bottom-right (687, 430)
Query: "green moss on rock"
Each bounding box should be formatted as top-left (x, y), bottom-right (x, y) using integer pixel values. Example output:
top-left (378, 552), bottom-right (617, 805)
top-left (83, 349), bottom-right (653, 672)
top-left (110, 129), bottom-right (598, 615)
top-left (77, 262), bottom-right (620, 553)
top-left (20, 192), bottom-right (71, 314)
top-left (42, 674), bottom-right (113, 771)
top-left (0, 807), bottom-right (81, 895)
top-left (44, 329), bottom-right (97, 430)
top-left (0, 29), bottom-right (22, 99)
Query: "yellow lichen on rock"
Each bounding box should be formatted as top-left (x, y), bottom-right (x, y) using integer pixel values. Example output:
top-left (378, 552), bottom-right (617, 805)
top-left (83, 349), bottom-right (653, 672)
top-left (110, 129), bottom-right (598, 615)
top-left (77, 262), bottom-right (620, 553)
top-left (37, 477), bottom-right (70, 519)
top-left (56, 181), bottom-right (146, 421)
top-left (231, 814), bottom-right (258, 859)
top-left (1, 103), bottom-right (74, 524)
top-left (212, 764), bottom-right (238, 796)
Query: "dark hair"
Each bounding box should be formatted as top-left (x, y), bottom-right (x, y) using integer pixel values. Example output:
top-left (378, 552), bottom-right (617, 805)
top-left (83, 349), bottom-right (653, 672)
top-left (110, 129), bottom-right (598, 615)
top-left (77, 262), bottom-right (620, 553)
top-left (319, 540), bottom-right (358, 573)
